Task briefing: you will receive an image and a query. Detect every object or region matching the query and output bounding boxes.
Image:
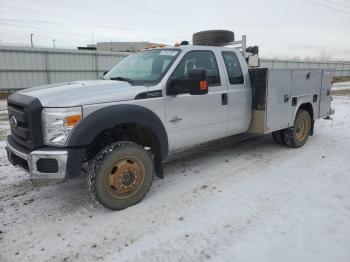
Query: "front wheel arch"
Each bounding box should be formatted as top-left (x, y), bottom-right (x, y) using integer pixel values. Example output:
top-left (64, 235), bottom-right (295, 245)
top-left (67, 104), bottom-right (169, 160)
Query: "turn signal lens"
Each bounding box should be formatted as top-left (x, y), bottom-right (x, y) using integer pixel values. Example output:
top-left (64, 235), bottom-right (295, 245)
top-left (66, 115), bottom-right (81, 127)
top-left (199, 80), bottom-right (208, 90)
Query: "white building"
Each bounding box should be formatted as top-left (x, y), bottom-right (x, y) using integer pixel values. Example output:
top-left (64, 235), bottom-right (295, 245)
top-left (96, 42), bottom-right (159, 52)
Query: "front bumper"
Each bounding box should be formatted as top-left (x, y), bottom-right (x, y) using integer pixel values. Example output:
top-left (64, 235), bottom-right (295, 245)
top-left (6, 135), bottom-right (82, 179)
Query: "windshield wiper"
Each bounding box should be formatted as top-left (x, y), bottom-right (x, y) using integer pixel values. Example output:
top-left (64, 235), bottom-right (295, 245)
top-left (109, 76), bottom-right (133, 83)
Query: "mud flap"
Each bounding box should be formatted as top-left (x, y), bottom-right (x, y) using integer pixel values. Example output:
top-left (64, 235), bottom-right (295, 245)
top-left (154, 155), bottom-right (164, 179)
top-left (310, 120), bottom-right (315, 136)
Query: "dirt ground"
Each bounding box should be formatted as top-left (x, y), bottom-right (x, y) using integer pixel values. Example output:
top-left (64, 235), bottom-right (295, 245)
top-left (333, 89), bottom-right (350, 96)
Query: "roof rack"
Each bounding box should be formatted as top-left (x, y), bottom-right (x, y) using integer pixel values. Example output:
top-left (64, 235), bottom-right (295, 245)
top-left (231, 35), bottom-right (247, 56)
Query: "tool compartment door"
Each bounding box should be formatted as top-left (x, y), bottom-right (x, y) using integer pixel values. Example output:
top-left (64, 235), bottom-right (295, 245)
top-left (319, 70), bottom-right (333, 118)
top-left (266, 70), bottom-right (292, 132)
top-left (291, 70), bottom-right (322, 97)
top-left (291, 70), bottom-right (322, 120)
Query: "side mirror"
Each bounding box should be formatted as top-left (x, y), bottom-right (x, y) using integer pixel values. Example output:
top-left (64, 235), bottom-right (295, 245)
top-left (167, 69), bottom-right (208, 96)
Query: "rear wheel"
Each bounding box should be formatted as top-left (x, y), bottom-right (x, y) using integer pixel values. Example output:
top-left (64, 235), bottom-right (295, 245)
top-left (282, 109), bottom-right (311, 148)
top-left (88, 141), bottom-right (154, 210)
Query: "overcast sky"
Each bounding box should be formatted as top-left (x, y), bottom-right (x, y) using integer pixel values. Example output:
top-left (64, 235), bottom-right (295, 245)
top-left (0, 0), bottom-right (350, 60)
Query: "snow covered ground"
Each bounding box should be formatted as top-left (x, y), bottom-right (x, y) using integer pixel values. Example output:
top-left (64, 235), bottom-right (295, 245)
top-left (0, 88), bottom-right (350, 262)
top-left (332, 81), bottom-right (350, 91)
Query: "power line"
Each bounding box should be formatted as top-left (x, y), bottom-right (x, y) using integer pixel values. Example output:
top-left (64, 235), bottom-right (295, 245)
top-left (304, 0), bottom-right (350, 15)
top-left (322, 0), bottom-right (350, 9)
top-left (306, 0), bottom-right (350, 14)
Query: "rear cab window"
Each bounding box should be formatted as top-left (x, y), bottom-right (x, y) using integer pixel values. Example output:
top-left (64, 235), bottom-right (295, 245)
top-left (222, 51), bottom-right (244, 85)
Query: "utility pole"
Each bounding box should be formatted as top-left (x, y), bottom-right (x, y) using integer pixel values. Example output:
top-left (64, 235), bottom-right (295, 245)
top-left (53, 39), bottom-right (56, 48)
top-left (30, 33), bottom-right (34, 48)
top-left (241, 35), bottom-right (247, 56)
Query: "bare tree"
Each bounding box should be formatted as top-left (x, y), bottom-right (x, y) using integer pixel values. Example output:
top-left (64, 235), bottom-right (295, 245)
top-left (303, 56), bottom-right (312, 62)
top-left (292, 56), bottom-right (301, 61)
top-left (318, 49), bottom-right (332, 61)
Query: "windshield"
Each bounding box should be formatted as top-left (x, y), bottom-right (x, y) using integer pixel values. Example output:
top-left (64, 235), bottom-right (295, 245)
top-left (104, 49), bottom-right (181, 85)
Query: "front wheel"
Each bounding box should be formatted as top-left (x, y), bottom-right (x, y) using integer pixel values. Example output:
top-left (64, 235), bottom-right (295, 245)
top-left (282, 109), bottom-right (312, 148)
top-left (88, 141), bottom-right (154, 210)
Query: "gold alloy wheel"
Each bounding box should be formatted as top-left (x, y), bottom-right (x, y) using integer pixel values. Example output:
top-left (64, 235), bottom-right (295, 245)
top-left (295, 113), bottom-right (310, 142)
top-left (105, 157), bottom-right (145, 199)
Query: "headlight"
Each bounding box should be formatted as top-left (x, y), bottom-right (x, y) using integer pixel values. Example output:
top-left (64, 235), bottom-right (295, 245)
top-left (42, 107), bottom-right (82, 146)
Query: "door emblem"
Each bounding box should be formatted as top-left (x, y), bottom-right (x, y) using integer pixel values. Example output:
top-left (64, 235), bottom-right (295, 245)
top-left (9, 115), bottom-right (18, 128)
top-left (169, 116), bottom-right (182, 124)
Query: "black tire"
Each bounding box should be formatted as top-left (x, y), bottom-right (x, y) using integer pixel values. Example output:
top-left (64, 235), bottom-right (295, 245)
top-left (193, 30), bottom-right (235, 46)
top-left (272, 131), bottom-right (285, 145)
top-left (88, 141), bottom-right (154, 210)
top-left (282, 110), bottom-right (312, 148)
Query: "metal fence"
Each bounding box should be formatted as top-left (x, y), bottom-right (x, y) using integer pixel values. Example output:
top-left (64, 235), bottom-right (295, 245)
top-left (0, 46), bottom-right (349, 91)
top-left (0, 46), bottom-right (129, 91)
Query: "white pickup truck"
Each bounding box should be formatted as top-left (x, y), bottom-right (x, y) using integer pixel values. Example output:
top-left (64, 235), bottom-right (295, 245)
top-left (6, 31), bottom-right (333, 210)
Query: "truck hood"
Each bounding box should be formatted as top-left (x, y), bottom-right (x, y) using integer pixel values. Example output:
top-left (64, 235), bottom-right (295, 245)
top-left (18, 80), bottom-right (148, 107)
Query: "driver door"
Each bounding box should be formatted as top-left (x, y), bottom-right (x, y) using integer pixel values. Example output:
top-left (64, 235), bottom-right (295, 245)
top-left (164, 50), bottom-right (229, 151)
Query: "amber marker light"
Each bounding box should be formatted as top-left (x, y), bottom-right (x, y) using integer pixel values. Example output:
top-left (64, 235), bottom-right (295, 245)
top-left (199, 80), bottom-right (208, 90)
top-left (66, 115), bottom-right (81, 128)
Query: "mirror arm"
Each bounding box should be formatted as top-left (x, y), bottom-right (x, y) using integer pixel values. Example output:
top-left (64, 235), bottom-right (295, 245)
top-left (167, 77), bottom-right (188, 95)
top-left (166, 78), bottom-right (179, 96)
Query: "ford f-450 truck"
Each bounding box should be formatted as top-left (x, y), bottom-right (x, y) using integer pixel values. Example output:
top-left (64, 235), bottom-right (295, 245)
top-left (6, 31), bottom-right (333, 210)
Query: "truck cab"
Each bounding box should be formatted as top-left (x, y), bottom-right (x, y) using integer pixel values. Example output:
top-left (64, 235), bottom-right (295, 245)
top-left (157, 45), bottom-right (252, 151)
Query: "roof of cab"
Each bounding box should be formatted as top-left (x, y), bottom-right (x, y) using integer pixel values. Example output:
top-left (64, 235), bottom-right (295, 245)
top-left (139, 44), bottom-right (236, 52)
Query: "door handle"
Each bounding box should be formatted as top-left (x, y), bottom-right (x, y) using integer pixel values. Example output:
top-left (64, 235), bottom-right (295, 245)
top-left (222, 93), bottom-right (228, 105)
top-left (169, 116), bottom-right (182, 124)
top-left (284, 94), bottom-right (290, 103)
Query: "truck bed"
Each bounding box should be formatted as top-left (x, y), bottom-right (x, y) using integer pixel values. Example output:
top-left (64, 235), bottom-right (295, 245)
top-left (248, 68), bottom-right (333, 134)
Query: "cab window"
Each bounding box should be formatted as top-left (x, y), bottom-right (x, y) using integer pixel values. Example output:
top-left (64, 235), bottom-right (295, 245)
top-left (222, 51), bottom-right (244, 85)
top-left (172, 51), bottom-right (221, 86)
top-left (104, 49), bottom-right (180, 85)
